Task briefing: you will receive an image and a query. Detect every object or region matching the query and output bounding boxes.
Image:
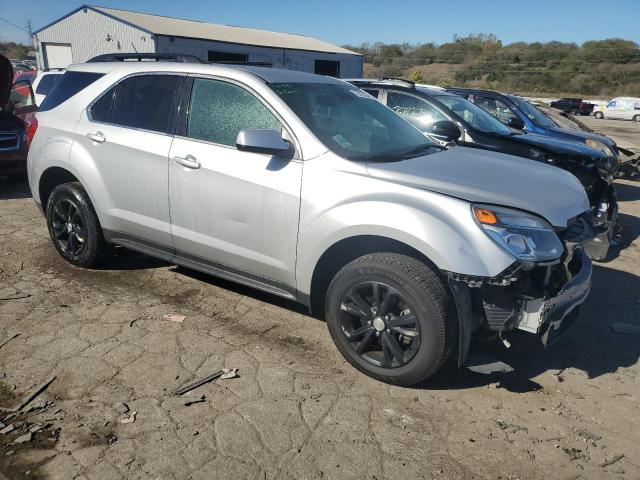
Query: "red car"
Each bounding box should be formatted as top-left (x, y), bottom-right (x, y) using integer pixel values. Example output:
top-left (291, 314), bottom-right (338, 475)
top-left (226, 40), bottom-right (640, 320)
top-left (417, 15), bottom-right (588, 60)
top-left (12, 69), bottom-right (37, 85)
top-left (1, 55), bottom-right (38, 180)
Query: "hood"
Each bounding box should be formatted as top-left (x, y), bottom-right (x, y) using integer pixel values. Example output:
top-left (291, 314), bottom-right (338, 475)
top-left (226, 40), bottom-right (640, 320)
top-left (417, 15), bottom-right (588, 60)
top-left (0, 54), bottom-right (12, 110)
top-left (513, 132), bottom-right (607, 158)
top-left (549, 126), bottom-right (616, 149)
top-left (366, 147), bottom-right (590, 228)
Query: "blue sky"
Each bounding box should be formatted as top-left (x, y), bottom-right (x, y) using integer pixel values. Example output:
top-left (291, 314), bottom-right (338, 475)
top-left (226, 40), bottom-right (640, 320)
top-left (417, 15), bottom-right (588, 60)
top-left (1, 0), bottom-right (639, 46)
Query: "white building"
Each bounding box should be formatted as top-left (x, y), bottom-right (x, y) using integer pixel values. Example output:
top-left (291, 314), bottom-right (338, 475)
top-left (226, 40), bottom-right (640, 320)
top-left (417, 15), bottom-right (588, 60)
top-left (33, 5), bottom-right (363, 78)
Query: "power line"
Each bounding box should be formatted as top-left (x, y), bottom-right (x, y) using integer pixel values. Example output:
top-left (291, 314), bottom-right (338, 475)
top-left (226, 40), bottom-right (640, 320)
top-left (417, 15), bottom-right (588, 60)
top-left (0, 16), bottom-right (30, 34)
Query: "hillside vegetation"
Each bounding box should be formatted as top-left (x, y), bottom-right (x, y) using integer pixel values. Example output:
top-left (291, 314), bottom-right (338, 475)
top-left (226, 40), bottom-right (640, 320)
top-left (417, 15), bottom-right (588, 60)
top-left (0, 42), bottom-right (31, 61)
top-left (345, 35), bottom-right (640, 98)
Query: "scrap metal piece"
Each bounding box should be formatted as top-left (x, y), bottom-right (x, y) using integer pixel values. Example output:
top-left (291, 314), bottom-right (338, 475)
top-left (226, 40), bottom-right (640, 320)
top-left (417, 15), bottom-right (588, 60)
top-left (0, 376), bottom-right (56, 413)
top-left (465, 354), bottom-right (514, 375)
top-left (174, 370), bottom-right (224, 396)
top-left (0, 333), bottom-right (19, 349)
top-left (0, 293), bottom-right (30, 301)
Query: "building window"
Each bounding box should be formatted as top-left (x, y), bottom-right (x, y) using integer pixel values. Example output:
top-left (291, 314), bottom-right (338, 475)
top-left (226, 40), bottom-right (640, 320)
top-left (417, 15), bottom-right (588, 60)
top-left (314, 60), bottom-right (340, 77)
top-left (208, 51), bottom-right (249, 63)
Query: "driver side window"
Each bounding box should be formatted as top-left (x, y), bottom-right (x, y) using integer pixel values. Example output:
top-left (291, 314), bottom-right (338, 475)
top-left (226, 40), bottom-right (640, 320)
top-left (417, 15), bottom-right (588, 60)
top-left (187, 78), bottom-right (282, 147)
top-left (474, 96), bottom-right (519, 125)
top-left (386, 91), bottom-right (447, 131)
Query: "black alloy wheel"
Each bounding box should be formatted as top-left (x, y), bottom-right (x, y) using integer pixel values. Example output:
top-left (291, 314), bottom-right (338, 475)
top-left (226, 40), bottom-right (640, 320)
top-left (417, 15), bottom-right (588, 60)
top-left (325, 253), bottom-right (454, 386)
top-left (50, 198), bottom-right (87, 258)
top-left (46, 182), bottom-right (111, 267)
top-left (339, 281), bottom-right (421, 368)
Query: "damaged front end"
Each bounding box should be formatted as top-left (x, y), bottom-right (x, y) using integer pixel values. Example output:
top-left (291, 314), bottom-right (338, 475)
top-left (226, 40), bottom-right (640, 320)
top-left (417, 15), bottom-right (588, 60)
top-left (554, 151), bottom-right (619, 261)
top-left (449, 209), bottom-right (595, 366)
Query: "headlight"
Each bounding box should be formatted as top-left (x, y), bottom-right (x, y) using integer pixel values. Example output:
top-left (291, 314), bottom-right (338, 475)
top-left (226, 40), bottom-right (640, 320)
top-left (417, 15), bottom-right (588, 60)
top-left (472, 205), bottom-right (564, 262)
top-left (585, 138), bottom-right (614, 157)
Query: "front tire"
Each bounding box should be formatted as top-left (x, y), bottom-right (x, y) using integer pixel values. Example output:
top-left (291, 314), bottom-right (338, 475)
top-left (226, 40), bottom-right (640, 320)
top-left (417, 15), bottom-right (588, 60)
top-left (325, 253), bottom-right (455, 386)
top-left (46, 182), bottom-right (110, 267)
top-left (633, 115), bottom-right (640, 123)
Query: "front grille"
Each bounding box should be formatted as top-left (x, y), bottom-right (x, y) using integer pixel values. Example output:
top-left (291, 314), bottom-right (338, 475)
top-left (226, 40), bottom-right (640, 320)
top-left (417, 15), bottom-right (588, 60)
top-left (0, 133), bottom-right (20, 151)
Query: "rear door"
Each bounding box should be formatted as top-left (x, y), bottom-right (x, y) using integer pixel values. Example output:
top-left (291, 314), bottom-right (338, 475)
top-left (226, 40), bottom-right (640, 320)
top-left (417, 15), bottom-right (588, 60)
top-left (73, 73), bottom-right (184, 247)
top-left (168, 76), bottom-right (302, 289)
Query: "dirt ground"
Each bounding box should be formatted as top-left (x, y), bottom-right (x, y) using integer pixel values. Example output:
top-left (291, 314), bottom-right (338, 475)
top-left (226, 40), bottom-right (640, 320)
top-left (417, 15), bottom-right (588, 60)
top-left (0, 119), bottom-right (639, 480)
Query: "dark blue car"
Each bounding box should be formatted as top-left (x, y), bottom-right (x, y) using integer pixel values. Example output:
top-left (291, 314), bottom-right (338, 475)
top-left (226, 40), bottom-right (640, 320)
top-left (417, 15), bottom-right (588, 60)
top-left (448, 88), bottom-right (620, 163)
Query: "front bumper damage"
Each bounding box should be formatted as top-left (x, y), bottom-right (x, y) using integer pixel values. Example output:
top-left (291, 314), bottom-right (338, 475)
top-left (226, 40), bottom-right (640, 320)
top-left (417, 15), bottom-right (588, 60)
top-left (515, 248), bottom-right (591, 345)
top-left (448, 242), bottom-right (593, 366)
top-left (583, 182), bottom-right (618, 261)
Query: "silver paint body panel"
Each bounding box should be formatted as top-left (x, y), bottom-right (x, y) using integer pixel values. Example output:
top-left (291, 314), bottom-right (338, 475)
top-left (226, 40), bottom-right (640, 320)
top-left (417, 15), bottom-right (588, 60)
top-left (28, 62), bottom-right (591, 301)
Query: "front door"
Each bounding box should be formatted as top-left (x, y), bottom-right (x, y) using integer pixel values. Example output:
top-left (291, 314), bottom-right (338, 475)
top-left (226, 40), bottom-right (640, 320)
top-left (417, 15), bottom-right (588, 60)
top-left (73, 73), bottom-right (184, 246)
top-left (168, 77), bottom-right (302, 289)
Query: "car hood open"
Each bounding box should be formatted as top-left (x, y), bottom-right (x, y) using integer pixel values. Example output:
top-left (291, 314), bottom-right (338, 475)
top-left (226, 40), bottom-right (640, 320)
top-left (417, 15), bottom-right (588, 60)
top-left (366, 146), bottom-right (590, 228)
top-left (0, 54), bottom-right (12, 110)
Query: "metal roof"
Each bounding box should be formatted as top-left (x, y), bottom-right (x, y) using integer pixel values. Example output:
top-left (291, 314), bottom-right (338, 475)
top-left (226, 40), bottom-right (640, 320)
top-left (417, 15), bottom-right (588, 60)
top-left (36, 5), bottom-right (360, 56)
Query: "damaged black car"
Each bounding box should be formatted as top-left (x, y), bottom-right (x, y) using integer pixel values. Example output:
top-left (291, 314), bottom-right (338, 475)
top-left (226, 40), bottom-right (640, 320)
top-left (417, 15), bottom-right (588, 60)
top-left (349, 79), bottom-right (619, 261)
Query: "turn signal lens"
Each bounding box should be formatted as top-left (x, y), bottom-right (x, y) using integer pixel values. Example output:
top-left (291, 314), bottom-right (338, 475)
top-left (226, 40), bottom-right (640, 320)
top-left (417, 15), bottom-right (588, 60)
top-left (473, 207), bottom-right (498, 225)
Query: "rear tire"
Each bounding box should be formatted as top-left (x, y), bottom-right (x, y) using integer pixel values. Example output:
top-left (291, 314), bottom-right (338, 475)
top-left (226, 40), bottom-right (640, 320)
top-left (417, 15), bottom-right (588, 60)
top-left (594, 111), bottom-right (604, 119)
top-left (325, 253), bottom-right (455, 386)
top-left (46, 182), bottom-right (111, 268)
top-left (633, 115), bottom-right (640, 123)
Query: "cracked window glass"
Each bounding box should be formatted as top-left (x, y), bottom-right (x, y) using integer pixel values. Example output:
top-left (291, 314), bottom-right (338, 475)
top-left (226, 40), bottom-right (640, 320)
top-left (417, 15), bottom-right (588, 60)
top-left (188, 78), bottom-right (282, 146)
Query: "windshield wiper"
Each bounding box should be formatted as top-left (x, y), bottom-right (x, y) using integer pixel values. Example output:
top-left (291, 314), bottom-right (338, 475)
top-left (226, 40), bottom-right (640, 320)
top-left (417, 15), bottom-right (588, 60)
top-left (348, 144), bottom-right (443, 162)
top-left (398, 143), bottom-right (446, 155)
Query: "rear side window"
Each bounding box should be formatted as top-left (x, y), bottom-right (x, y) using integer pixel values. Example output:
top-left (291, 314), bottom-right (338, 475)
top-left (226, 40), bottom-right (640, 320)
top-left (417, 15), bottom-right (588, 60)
top-left (39, 71), bottom-right (104, 112)
top-left (110, 75), bottom-right (182, 134)
top-left (35, 74), bottom-right (62, 95)
top-left (186, 78), bottom-right (282, 146)
top-left (90, 86), bottom-right (116, 123)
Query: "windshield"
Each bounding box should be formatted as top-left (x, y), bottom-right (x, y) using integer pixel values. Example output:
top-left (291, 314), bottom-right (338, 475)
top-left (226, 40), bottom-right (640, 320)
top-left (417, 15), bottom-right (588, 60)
top-left (270, 82), bottom-right (438, 161)
top-left (511, 96), bottom-right (557, 129)
top-left (432, 94), bottom-right (512, 135)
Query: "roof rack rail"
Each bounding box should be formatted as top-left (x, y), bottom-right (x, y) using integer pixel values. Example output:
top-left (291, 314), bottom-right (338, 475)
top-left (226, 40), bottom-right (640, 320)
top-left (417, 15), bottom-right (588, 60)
top-left (382, 77), bottom-right (415, 88)
top-left (211, 61), bottom-right (273, 67)
top-left (87, 53), bottom-right (204, 64)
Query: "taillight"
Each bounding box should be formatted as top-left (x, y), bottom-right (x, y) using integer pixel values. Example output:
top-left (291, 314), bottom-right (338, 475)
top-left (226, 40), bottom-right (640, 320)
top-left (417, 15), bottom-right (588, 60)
top-left (25, 116), bottom-right (38, 145)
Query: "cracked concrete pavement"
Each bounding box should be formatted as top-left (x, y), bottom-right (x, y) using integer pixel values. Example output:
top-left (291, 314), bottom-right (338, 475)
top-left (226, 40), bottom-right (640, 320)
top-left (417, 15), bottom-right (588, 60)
top-left (0, 120), bottom-right (639, 479)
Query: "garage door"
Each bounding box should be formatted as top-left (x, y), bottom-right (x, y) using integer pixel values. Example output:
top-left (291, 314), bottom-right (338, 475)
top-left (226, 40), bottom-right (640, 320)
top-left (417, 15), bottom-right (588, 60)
top-left (43, 44), bottom-right (73, 69)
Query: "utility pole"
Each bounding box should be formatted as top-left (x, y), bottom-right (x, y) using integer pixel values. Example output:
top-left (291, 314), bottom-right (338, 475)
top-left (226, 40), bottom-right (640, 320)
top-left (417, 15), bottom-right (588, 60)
top-left (25, 19), bottom-right (33, 41)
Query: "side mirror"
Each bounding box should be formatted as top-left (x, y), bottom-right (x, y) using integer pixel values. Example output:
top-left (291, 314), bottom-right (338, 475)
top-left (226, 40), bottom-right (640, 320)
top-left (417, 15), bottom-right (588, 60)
top-left (236, 129), bottom-right (291, 156)
top-left (428, 120), bottom-right (461, 142)
top-left (507, 117), bottom-right (525, 130)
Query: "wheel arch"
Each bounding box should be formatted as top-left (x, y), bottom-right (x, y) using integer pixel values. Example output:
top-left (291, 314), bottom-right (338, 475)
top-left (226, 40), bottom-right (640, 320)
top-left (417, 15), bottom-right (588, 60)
top-left (38, 166), bottom-right (81, 210)
top-left (307, 235), bottom-right (444, 319)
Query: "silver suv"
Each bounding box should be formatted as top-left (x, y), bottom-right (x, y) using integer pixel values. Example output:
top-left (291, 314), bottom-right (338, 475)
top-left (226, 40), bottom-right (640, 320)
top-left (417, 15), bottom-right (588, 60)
top-left (28, 60), bottom-right (594, 386)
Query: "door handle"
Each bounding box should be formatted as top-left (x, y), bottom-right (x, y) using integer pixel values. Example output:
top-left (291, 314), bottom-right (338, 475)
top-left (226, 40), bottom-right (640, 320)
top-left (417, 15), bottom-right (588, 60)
top-left (86, 131), bottom-right (106, 143)
top-left (173, 154), bottom-right (201, 170)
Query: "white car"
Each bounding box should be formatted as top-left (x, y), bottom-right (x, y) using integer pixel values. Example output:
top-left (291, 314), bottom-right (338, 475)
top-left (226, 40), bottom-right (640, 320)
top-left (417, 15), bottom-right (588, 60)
top-left (594, 97), bottom-right (640, 122)
top-left (31, 70), bottom-right (65, 106)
